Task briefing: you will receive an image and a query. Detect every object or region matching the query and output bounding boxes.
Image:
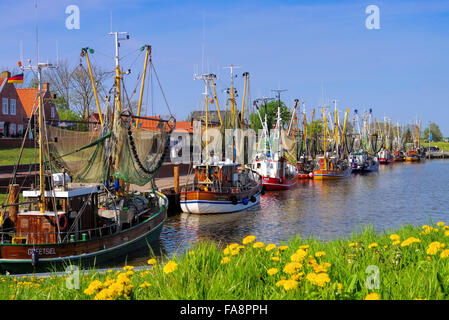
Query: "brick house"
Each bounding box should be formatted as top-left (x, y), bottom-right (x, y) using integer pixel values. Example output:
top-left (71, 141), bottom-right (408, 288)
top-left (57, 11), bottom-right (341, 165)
top-left (0, 71), bottom-right (59, 138)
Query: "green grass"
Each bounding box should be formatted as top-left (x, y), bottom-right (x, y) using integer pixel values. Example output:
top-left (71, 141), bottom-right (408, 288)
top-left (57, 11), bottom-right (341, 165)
top-left (419, 139), bottom-right (449, 151)
top-left (1, 222), bottom-right (449, 300)
top-left (0, 148), bottom-right (38, 166)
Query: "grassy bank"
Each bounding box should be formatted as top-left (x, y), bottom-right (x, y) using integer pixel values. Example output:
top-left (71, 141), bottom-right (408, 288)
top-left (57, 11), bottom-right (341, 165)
top-left (1, 222), bottom-right (449, 300)
top-left (0, 147), bottom-right (37, 166)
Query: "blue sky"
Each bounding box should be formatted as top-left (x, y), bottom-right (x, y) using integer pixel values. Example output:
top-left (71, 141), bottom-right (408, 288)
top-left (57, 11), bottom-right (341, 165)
top-left (1, 0), bottom-right (448, 134)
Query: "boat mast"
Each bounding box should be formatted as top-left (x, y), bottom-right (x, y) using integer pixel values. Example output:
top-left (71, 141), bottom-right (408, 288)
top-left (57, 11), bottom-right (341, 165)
top-left (136, 44), bottom-right (151, 128)
top-left (271, 89), bottom-right (287, 159)
top-left (109, 31), bottom-right (129, 112)
top-left (224, 64), bottom-right (240, 129)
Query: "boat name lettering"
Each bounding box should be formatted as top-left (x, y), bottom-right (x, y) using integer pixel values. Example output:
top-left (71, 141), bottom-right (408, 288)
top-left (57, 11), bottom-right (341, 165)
top-left (27, 248), bottom-right (56, 256)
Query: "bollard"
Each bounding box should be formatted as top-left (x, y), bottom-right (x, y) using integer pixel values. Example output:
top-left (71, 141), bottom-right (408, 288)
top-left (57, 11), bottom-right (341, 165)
top-left (174, 165), bottom-right (180, 194)
top-left (8, 184), bottom-right (19, 225)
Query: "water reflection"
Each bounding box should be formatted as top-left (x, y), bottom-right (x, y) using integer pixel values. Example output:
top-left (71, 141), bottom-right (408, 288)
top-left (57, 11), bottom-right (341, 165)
top-left (126, 159), bottom-right (449, 266)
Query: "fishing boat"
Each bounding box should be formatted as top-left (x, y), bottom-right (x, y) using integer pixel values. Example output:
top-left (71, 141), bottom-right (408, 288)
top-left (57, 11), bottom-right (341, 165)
top-left (180, 67), bottom-right (262, 214)
top-left (313, 103), bottom-right (352, 179)
top-left (348, 150), bottom-right (379, 172)
top-left (0, 33), bottom-right (173, 273)
top-left (251, 92), bottom-right (299, 190)
top-left (378, 149), bottom-right (394, 164)
top-left (405, 150), bottom-right (420, 162)
top-left (393, 149), bottom-right (406, 161)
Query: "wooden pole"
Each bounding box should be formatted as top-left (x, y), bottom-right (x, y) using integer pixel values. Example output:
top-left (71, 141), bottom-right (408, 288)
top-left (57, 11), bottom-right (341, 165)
top-left (174, 165), bottom-right (179, 194)
top-left (8, 184), bottom-right (19, 225)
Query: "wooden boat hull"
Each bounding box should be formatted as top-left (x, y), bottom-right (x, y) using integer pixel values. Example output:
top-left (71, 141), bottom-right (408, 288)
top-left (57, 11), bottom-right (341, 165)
top-left (379, 158), bottom-right (394, 164)
top-left (0, 193), bottom-right (168, 274)
top-left (313, 167), bottom-right (352, 179)
top-left (405, 157), bottom-right (420, 162)
top-left (394, 157), bottom-right (405, 162)
top-left (262, 176), bottom-right (298, 191)
top-left (180, 185), bottom-right (262, 214)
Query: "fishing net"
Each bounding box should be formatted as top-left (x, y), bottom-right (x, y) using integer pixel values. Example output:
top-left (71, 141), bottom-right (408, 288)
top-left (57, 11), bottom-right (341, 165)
top-left (281, 130), bottom-right (297, 165)
top-left (46, 111), bottom-right (173, 186)
top-left (46, 126), bottom-right (110, 183)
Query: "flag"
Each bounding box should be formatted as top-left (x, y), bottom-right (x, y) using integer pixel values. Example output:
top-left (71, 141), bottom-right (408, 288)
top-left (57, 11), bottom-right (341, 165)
top-left (7, 73), bottom-right (24, 83)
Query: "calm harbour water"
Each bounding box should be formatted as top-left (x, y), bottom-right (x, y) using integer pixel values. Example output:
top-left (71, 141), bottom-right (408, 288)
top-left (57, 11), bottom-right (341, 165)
top-left (125, 159), bottom-right (449, 266)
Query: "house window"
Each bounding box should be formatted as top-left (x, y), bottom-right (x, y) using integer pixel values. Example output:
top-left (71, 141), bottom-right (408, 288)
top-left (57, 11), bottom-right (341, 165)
top-left (2, 98), bottom-right (8, 115)
top-left (51, 107), bottom-right (55, 118)
top-left (18, 124), bottom-right (23, 135)
top-left (10, 99), bottom-right (16, 115)
top-left (10, 123), bottom-right (16, 136)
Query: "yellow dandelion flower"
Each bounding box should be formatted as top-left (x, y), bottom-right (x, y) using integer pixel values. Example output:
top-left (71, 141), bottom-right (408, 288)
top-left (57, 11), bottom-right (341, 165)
top-left (299, 245), bottom-right (310, 250)
top-left (292, 249), bottom-right (307, 262)
top-left (426, 241), bottom-right (442, 255)
top-left (147, 258), bottom-right (157, 265)
top-left (253, 242), bottom-right (265, 249)
top-left (401, 237), bottom-right (421, 247)
top-left (349, 242), bottom-right (357, 247)
top-left (440, 249), bottom-right (449, 259)
top-left (139, 281), bottom-right (151, 289)
top-left (368, 243), bottom-right (378, 249)
top-left (221, 257), bottom-right (231, 264)
top-left (337, 283), bottom-right (343, 291)
top-left (228, 243), bottom-right (239, 250)
top-left (242, 235), bottom-right (256, 245)
top-left (123, 265), bottom-right (134, 271)
top-left (364, 292), bottom-right (381, 300)
top-left (188, 251), bottom-right (195, 256)
top-left (315, 251), bottom-right (326, 258)
top-left (275, 279), bottom-right (286, 287)
top-left (278, 245), bottom-right (288, 251)
top-left (306, 272), bottom-right (330, 287)
top-left (389, 234), bottom-right (400, 241)
top-left (283, 262), bottom-right (303, 274)
top-left (437, 221), bottom-right (445, 227)
top-left (291, 272), bottom-right (304, 281)
top-left (271, 256), bottom-right (280, 262)
top-left (163, 261), bottom-right (178, 274)
top-left (267, 268), bottom-right (279, 276)
top-left (392, 240), bottom-right (400, 246)
top-left (444, 230), bottom-right (449, 237)
top-left (282, 279), bottom-right (299, 291)
top-left (265, 243), bottom-right (276, 251)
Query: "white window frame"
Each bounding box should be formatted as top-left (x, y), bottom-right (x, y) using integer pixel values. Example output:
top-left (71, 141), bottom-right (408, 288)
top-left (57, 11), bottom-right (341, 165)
top-left (18, 124), bottom-right (23, 135)
top-left (10, 99), bottom-right (16, 115)
top-left (2, 98), bottom-right (8, 115)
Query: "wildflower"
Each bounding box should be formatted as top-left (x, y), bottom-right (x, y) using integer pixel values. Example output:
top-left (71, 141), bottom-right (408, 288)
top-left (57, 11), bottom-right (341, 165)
top-left (445, 230), bottom-right (449, 237)
top-left (291, 249), bottom-right (307, 261)
top-left (147, 258), bottom-right (157, 265)
top-left (10, 294), bottom-right (15, 300)
top-left (392, 240), bottom-right (401, 246)
top-left (299, 245), bottom-right (310, 250)
top-left (278, 245), bottom-right (288, 251)
top-left (84, 280), bottom-right (103, 296)
top-left (437, 221), bottom-right (445, 227)
top-left (230, 249), bottom-right (240, 256)
top-left (242, 235), bottom-right (256, 245)
top-left (265, 244), bottom-right (276, 251)
top-left (313, 262), bottom-right (331, 273)
top-left (306, 272), bottom-right (331, 287)
top-left (349, 242), bottom-right (357, 247)
top-left (440, 249), bottom-right (449, 259)
top-left (139, 281), bottom-right (151, 289)
top-left (267, 268), bottom-right (279, 276)
top-left (283, 262), bottom-right (302, 274)
top-left (275, 279), bottom-right (287, 287)
top-left (368, 243), bottom-right (378, 249)
top-left (107, 269), bottom-right (113, 273)
top-left (188, 251), bottom-right (195, 256)
top-left (364, 293), bottom-right (381, 300)
top-left (163, 261), bottom-right (178, 274)
top-left (426, 241), bottom-right (442, 255)
top-left (389, 234), bottom-right (400, 241)
top-left (282, 279), bottom-right (299, 291)
top-left (315, 251), bottom-right (326, 258)
top-left (271, 256), bottom-right (280, 262)
top-left (291, 272), bottom-right (304, 281)
top-left (221, 257), bottom-right (231, 264)
top-left (253, 242), bottom-right (265, 249)
top-left (401, 237), bottom-right (421, 247)
top-left (123, 265), bottom-right (134, 271)
top-left (228, 243), bottom-right (239, 250)
top-left (337, 283), bottom-right (343, 291)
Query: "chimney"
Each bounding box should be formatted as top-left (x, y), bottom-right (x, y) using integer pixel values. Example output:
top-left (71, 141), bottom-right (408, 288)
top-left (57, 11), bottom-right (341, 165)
top-left (42, 82), bottom-right (50, 91)
top-left (1, 71), bottom-right (11, 79)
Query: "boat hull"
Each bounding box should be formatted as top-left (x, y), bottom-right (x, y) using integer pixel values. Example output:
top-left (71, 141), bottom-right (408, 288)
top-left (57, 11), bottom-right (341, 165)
top-left (378, 158), bottom-right (394, 164)
top-left (405, 157), bottom-right (420, 162)
top-left (262, 177), bottom-right (298, 191)
top-left (0, 193), bottom-right (168, 274)
top-left (313, 167), bottom-right (352, 179)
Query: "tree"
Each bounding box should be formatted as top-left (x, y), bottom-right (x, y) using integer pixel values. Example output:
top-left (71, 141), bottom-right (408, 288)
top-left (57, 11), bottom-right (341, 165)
top-left (423, 122), bottom-right (443, 142)
top-left (249, 100), bottom-right (291, 131)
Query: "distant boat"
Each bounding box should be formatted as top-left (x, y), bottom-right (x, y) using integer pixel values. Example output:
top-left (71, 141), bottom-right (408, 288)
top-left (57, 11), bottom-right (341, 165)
top-left (393, 149), bottom-right (406, 162)
top-left (313, 157), bottom-right (352, 179)
top-left (378, 149), bottom-right (394, 164)
top-left (349, 150), bottom-right (379, 172)
top-left (405, 149), bottom-right (420, 162)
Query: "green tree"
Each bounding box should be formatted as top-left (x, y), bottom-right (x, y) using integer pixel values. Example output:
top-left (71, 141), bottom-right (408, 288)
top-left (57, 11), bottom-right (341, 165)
top-left (249, 100), bottom-right (291, 131)
top-left (423, 122), bottom-right (443, 142)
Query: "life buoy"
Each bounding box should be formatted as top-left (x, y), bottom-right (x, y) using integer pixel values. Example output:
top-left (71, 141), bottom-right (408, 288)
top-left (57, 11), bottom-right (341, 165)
top-left (250, 195), bottom-right (257, 203)
top-left (59, 214), bottom-right (68, 231)
top-left (242, 198), bottom-right (249, 205)
top-left (231, 196), bottom-right (238, 205)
